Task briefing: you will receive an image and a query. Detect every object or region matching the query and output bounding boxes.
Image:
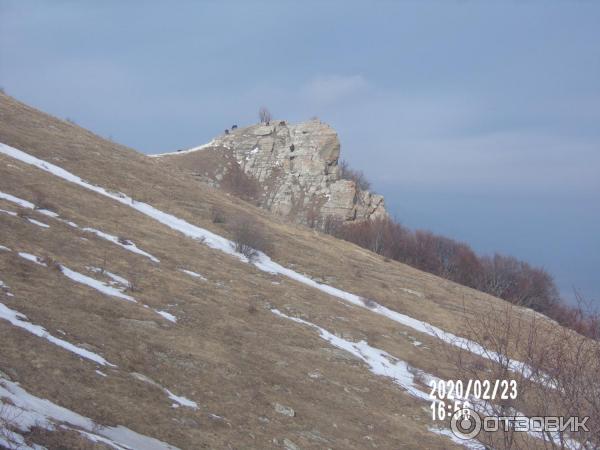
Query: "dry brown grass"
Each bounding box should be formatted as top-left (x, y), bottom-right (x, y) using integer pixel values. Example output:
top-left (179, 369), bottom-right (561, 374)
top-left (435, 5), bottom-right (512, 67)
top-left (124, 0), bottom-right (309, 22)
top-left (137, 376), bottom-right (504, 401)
top-left (0, 92), bottom-right (592, 449)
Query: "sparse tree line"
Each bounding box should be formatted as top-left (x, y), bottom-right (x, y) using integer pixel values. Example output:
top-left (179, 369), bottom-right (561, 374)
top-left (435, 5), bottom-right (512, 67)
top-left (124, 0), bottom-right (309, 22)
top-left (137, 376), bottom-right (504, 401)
top-left (448, 297), bottom-right (600, 449)
top-left (323, 216), bottom-right (599, 340)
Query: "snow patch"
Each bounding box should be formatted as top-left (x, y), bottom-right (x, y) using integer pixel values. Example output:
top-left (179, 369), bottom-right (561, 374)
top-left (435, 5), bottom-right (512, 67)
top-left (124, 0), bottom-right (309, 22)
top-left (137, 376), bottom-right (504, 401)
top-left (37, 209), bottom-right (59, 218)
top-left (130, 373), bottom-right (197, 409)
top-left (0, 189), bottom-right (158, 263)
top-left (155, 310), bottom-right (177, 323)
top-left (0, 142), bottom-right (534, 377)
top-left (82, 227), bottom-right (160, 263)
top-left (0, 302), bottom-right (114, 366)
top-left (149, 139), bottom-right (217, 158)
top-left (179, 269), bottom-right (207, 280)
top-left (400, 287), bottom-right (423, 298)
top-left (0, 377), bottom-right (180, 450)
top-left (0, 208), bottom-right (18, 217)
top-left (0, 245), bottom-right (11, 251)
top-left (165, 390), bottom-right (197, 409)
top-left (87, 266), bottom-right (129, 287)
top-left (0, 191), bottom-right (35, 209)
top-left (18, 252), bottom-right (47, 266)
top-left (27, 218), bottom-right (50, 228)
top-left (272, 309), bottom-right (430, 401)
top-left (271, 310), bottom-right (490, 447)
top-left (60, 266), bottom-right (135, 302)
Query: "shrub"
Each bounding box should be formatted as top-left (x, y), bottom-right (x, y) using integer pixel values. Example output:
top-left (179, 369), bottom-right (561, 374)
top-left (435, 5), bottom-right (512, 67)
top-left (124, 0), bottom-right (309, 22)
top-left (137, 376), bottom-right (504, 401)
top-left (41, 255), bottom-right (62, 272)
top-left (117, 237), bottom-right (133, 246)
top-left (16, 208), bottom-right (30, 219)
top-left (211, 205), bottom-right (226, 224)
top-left (230, 216), bottom-right (271, 261)
top-left (338, 159), bottom-right (371, 191)
top-left (322, 215), bottom-right (343, 236)
top-left (126, 269), bottom-right (141, 292)
top-left (32, 190), bottom-right (55, 211)
top-left (220, 164), bottom-right (261, 202)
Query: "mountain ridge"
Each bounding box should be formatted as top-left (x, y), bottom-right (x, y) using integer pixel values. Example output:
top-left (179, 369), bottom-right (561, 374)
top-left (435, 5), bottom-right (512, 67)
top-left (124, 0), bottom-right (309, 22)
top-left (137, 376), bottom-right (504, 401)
top-left (151, 119), bottom-right (387, 227)
top-left (0, 93), bottom-right (596, 449)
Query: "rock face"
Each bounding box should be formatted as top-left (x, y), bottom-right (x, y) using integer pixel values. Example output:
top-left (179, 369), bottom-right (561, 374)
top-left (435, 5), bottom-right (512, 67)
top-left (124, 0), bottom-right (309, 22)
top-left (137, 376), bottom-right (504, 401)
top-left (155, 119), bottom-right (387, 227)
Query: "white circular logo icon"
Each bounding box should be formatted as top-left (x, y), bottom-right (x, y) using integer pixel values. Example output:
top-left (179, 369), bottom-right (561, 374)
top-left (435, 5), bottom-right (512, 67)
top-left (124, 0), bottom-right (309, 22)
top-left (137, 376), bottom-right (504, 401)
top-left (451, 408), bottom-right (482, 440)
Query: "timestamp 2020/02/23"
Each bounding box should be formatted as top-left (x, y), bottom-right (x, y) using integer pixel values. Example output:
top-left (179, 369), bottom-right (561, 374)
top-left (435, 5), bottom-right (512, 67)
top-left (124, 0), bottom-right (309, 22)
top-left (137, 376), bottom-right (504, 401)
top-left (429, 379), bottom-right (517, 421)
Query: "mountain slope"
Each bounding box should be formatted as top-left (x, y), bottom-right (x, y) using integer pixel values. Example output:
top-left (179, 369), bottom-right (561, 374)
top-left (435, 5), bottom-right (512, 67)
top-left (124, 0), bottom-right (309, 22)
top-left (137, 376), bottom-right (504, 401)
top-left (150, 119), bottom-right (386, 227)
top-left (0, 93), bottom-right (589, 449)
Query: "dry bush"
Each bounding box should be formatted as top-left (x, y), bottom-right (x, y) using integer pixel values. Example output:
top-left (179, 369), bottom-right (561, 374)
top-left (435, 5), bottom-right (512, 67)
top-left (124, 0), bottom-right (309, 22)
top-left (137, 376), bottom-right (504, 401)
top-left (230, 215), bottom-right (271, 261)
top-left (447, 300), bottom-right (600, 449)
top-left (211, 205), bottom-right (226, 224)
top-left (16, 259), bottom-right (33, 281)
top-left (338, 159), bottom-right (371, 191)
top-left (40, 255), bottom-right (62, 272)
top-left (31, 190), bottom-right (55, 211)
top-left (15, 207), bottom-right (31, 219)
top-left (305, 207), bottom-right (320, 229)
top-left (126, 269), bottom-right (141, 292)
top-left (322, 215), bottom-right (343, 236)
top-left (220, 165), bottom-right (261, 203)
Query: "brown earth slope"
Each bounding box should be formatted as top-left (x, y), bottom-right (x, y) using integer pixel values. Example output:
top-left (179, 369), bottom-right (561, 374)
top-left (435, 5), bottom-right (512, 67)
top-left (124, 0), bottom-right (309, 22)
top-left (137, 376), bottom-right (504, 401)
top-left (0, 93), bottom-right (592, 450)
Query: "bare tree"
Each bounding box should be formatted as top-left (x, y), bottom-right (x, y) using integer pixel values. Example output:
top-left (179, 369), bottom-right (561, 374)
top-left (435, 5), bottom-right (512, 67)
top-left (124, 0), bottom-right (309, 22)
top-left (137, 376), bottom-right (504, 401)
top-left (337, 159), bottom-right (371, 191)
top-left (258, 107), bottom-right (272, 124)
top-left (446, 299), bottom-right (600, 449)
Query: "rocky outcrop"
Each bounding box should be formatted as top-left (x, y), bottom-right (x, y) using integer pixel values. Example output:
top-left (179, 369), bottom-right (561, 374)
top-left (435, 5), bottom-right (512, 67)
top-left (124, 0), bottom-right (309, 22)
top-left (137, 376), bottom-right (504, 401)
top-left (153, 119), bottom-right (387, 227)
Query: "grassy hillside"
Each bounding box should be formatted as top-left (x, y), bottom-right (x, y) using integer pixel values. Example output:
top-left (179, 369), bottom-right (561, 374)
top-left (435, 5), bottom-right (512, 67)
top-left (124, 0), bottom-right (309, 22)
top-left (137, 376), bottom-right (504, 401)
top-left (0, 93), bottom-right (597, 449)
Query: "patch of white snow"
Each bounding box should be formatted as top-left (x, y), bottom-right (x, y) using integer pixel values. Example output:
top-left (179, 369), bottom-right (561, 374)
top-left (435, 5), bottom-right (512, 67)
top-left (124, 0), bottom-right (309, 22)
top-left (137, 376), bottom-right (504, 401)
top-left (155, 310), bottom-right (177, 323)
top-left (0, 302), bottom-right (114, 366)
top-left (27, 218), bottom-right (50, 228)
top-left (60, 266), bottom-right (135, 302)
top-left (179, 269), bottom-right (207, 280)
top-left (0, 377), bottom-right (179, 449)
top-left (18, 252), bottom-right (47, 266)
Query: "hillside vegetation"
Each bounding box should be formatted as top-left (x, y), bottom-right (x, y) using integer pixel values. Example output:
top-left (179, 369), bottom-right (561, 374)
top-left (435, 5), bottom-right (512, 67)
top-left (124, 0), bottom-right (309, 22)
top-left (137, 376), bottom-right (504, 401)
top-left (0, 93), bottom-right (598, 449)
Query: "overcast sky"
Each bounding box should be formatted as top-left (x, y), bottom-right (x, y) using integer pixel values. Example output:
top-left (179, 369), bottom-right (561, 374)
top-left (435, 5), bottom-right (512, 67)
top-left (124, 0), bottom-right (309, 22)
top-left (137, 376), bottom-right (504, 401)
top-left (1, 1), bottom-right (599, 304)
